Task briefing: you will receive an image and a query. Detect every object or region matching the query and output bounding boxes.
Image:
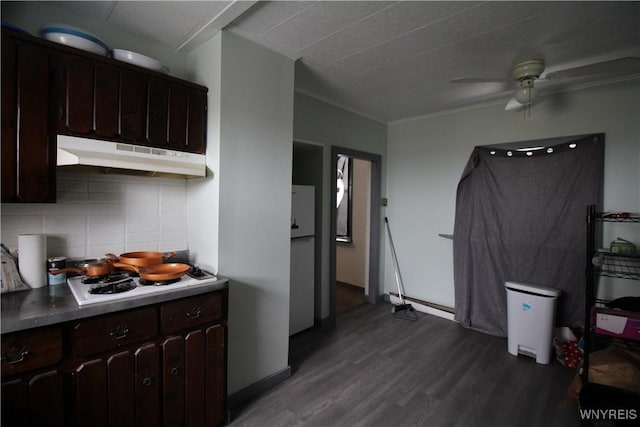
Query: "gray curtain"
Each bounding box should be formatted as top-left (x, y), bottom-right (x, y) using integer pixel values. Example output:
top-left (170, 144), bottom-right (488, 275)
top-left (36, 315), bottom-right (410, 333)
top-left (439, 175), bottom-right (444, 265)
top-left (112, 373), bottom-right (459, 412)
top-left (453, 134), bottom-right (604, 337)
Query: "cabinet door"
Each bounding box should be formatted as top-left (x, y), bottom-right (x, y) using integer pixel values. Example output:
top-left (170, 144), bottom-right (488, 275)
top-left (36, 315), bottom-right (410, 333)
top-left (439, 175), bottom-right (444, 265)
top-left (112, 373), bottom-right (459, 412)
top-left (146, 79), bottom-right (169, 147)
top-left (65, 55), bottom-right (94, 134)
top-left (185, 330), bottom-right (205, 427)
top-left (28, 370), bottom-right (65, 427)
top-left (167, 86), bottom-right (207, 154)
top-left (94, 64), bottom-right (120, 138)
top-left (205, 325), bottom-right (226, 427)
top-left (168, 84), bottom-right (188, 151)
top-left (1, 35), bottom-right (18, 201)
top-left (107, 351), bottom-right (135, 427)
top-left (74, 359), bottom-right (108, 427)
top-left (1, 36), bottom-right (55, 202)
top-left (1, 370), bottom-right (64, 427)
top-left (162, 336), bottom-right (185, 426)
top-left (120, 71), bottom-right (146, 142)
top-left (187, 90), bottom-right (207, 154)
top-left (134, 343), bottom-right (160, 427)
top-left (2, 377), bottom-right (27, 426)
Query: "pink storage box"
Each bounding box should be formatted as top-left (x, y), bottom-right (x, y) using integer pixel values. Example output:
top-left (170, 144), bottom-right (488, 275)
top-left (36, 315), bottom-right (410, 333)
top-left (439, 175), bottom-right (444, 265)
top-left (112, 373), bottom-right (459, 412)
top-left (592, 307), bottom-right (640, 340)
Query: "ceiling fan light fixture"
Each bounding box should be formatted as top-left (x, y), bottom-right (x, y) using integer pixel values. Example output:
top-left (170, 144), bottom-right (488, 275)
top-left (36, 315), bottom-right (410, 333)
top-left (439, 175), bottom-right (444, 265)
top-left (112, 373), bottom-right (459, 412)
top-left (513, 87), bottom-right (537, 104)
top-left (513, 79), bottom-right (538, 104)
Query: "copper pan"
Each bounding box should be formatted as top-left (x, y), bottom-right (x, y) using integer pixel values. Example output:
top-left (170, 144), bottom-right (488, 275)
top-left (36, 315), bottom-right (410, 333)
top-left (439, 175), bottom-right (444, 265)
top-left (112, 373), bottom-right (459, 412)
top-left (107, 251), bottom-right (175, 267)
top-left (113, 262), bottom-right (190, 282)
top-left (50, 259), bottom-right (114, 277)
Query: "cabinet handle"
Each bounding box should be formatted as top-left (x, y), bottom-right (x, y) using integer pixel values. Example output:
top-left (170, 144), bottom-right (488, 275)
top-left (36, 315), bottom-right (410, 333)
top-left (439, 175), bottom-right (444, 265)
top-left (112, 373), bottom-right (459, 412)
top-left (1, 346), bottom-right (29, 365)
top-left (186, 307), bottom-right (203, 319)
top-left (109, 324), bottom-right (129, 340)
top-left (142, 375), bottom-right (153, 387)
top-left (57, 105), bottom-right (65, 120)
top-left (169, 366), bottom-right (180, 376)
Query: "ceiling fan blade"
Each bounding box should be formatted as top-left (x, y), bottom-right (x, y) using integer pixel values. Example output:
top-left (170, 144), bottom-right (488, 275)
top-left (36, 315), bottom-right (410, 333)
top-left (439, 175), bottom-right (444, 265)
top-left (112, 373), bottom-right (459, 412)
top-left (546, 57), bottom-right (640, 80)
top-left (505, 97), bottom-right (524, 111)
top-left (450, 77), bottom-right (505, 84)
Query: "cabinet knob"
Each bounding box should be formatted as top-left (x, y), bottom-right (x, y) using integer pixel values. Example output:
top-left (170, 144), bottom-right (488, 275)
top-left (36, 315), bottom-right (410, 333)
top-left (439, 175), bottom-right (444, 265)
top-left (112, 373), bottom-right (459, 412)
top-left (186, 307), bottom-right (203, 319)
top-left (169, 366), bottom-right (180, 376)
top-left (109, 324), bottom-right (129, 340)
top-left (1, 346), bottom-right (29, 365)
top-left (142, 375), bottom-right (153, 387)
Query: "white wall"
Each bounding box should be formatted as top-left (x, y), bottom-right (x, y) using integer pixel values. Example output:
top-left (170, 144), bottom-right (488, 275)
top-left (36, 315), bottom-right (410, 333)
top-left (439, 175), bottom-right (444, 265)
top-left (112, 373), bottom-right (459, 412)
top-left (293, 93), bottom-right (387, 318)
top-left (386, 78), bottom-right (640, 308)
top-left (186, 34), bottom-right (222, 274)
top-left (215, 31), bottom-right (294, 395)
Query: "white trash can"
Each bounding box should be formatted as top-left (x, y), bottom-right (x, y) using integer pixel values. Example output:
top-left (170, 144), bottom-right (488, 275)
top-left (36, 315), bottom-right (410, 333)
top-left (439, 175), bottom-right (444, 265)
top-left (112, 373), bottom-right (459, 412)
top-left (505, 281), bottom-right (561, 364)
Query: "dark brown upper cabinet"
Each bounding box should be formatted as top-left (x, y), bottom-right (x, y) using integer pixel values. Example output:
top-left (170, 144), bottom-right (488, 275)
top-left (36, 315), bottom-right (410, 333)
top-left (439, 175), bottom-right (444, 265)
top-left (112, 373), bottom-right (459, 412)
top-left (1, 32), bottom-right (56, 203)
top-left (2, 28), bottom-right (208, 202)
top-left (146, 78), bottom-right (169, 146)
top-left (119, 70), bottom-right (146, 142)
top-left (93, 63), bottom-right (120, 139)
top-left (54, 50), bottom-right (207, 152)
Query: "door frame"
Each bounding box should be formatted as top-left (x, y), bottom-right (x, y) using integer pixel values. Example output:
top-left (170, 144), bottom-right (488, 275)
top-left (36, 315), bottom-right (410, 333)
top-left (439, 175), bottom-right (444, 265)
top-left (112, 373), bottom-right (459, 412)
top-left (330, 146), bottom-right (382, 322)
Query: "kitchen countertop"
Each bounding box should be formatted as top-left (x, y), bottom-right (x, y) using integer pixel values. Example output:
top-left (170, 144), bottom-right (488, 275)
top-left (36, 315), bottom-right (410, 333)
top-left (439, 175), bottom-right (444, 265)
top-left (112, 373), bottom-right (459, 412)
top-left (1, 277), bottom-right (228, 334)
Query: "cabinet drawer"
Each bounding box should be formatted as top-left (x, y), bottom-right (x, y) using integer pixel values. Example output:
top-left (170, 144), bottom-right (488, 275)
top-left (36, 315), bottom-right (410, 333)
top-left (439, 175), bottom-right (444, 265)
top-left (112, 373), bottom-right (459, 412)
top-left (160, 293), bottom-right (222, 334)
top-left (71, 307), bottom-right (157, 357)
top-left (1, 327), bottom-right (62, 377)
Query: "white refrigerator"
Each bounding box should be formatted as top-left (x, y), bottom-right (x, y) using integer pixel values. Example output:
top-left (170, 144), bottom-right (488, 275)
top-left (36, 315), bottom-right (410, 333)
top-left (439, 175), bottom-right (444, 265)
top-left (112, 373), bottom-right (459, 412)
top-left (290, 185), bottom-right (315, 335)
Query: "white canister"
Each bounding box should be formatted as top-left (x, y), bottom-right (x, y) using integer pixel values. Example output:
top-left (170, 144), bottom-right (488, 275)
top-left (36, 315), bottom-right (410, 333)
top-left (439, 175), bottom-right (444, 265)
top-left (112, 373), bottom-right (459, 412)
top-left (18, 234), bottom-right (47, 288)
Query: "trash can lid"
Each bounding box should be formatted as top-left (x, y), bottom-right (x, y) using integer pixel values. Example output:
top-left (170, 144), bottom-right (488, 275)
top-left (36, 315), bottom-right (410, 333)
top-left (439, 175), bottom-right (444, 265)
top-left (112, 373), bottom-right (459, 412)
top-left (504, 281), bottom-right (561, 297)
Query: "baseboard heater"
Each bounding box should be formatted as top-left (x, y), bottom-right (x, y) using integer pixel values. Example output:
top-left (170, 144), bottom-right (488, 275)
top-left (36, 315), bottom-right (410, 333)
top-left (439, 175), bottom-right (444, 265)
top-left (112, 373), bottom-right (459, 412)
top-left (389, 292), bottom-right (455, 321)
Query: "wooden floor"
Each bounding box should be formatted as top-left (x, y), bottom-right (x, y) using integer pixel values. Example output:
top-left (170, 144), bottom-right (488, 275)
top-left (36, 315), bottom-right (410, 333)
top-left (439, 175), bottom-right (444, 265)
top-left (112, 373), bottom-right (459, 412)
top-left (229, 301), bottom-right (581, 426)
top-left (336, 282), bottom-right (366, 314)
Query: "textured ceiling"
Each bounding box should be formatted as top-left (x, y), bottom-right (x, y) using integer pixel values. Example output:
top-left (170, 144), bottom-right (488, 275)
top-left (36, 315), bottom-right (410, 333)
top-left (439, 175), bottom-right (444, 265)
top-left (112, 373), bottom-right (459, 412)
top-left (35, 1), bottom-right (640, 122)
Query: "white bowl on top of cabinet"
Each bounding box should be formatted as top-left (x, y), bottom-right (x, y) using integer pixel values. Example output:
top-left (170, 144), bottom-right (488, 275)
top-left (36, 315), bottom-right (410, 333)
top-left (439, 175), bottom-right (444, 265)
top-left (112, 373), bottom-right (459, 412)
top-left (39, 23), bottom-right (109, 56)
top-left (110, 49), bottom-right (169, 74)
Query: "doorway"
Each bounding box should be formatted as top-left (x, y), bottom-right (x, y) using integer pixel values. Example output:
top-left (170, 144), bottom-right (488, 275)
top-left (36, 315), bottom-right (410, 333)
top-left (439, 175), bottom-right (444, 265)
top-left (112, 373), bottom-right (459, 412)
top-left (335, 156), bottom-right (371, 314)
top-left (330, 146), bottom-right (382, 323)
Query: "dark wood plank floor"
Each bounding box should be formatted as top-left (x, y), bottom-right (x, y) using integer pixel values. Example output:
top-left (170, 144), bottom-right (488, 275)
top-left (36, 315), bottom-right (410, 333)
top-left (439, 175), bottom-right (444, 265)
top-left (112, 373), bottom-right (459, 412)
top-left (336, 282), bottom-right (366, 314)
top-left (230, 301), bottom-right (581, 426)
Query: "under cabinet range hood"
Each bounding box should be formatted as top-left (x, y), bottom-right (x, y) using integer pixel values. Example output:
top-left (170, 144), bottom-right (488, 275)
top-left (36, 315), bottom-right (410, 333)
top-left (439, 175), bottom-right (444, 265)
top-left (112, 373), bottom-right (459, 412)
top-left (56, 135), bottom-right (206, 178)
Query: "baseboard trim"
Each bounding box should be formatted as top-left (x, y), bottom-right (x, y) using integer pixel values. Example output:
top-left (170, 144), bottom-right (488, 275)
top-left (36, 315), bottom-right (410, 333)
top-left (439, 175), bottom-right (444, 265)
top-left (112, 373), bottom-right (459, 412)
top-left (389, 292), bottom-right (456, 321)
top-left (228, 366), bottom-right (292, 416)
top-left (336, 281), bottom-right (365, 293)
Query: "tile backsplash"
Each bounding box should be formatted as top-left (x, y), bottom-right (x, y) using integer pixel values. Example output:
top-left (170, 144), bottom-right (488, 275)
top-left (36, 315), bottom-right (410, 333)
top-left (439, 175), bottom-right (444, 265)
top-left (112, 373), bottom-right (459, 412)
top-left (1, 170), bottom-right (189, 259)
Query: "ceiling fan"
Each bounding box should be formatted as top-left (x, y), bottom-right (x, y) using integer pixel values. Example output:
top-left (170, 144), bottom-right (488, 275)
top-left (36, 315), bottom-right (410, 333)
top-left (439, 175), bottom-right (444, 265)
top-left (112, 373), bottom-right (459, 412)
top-left (451, 57), bottom-right (640, 111)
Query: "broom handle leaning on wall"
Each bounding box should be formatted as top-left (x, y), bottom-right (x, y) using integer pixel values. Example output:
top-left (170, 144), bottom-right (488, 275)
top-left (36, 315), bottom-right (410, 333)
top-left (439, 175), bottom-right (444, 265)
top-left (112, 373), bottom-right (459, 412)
top-left (385, 217), bottom-right (406, 305)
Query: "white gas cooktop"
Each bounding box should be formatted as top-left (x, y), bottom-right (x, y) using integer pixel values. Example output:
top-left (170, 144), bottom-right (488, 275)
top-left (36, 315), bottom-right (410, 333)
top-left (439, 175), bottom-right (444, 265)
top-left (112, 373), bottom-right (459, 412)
top-left (67, 272), bottom-right (218, 306)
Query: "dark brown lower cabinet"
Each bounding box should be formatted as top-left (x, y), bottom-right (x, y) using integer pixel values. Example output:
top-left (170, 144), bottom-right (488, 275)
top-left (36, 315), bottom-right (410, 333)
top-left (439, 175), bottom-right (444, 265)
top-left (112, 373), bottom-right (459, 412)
top-left (1, 370), bottom-right (64, 427)
top-left (1, 288), bottom-right (227, 427)
top-left (73, 349), bottom-right (148, 427)
top-left (161, 325), bottom-right (226, 427)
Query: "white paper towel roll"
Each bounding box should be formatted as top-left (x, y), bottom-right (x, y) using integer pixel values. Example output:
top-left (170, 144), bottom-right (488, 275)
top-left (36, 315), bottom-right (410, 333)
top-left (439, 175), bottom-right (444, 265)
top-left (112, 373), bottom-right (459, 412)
top-left (18, 234), bottom-right (47, 288)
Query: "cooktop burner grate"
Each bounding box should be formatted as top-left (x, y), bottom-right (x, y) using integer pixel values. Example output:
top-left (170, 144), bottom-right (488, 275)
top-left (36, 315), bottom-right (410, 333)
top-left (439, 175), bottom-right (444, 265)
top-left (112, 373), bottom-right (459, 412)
top-left (82, 271), bottom-right (138, 285)
top-left (88, 278), bottom-right (137, 294)
top-left (138, 277), bottom-right (182, 286)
